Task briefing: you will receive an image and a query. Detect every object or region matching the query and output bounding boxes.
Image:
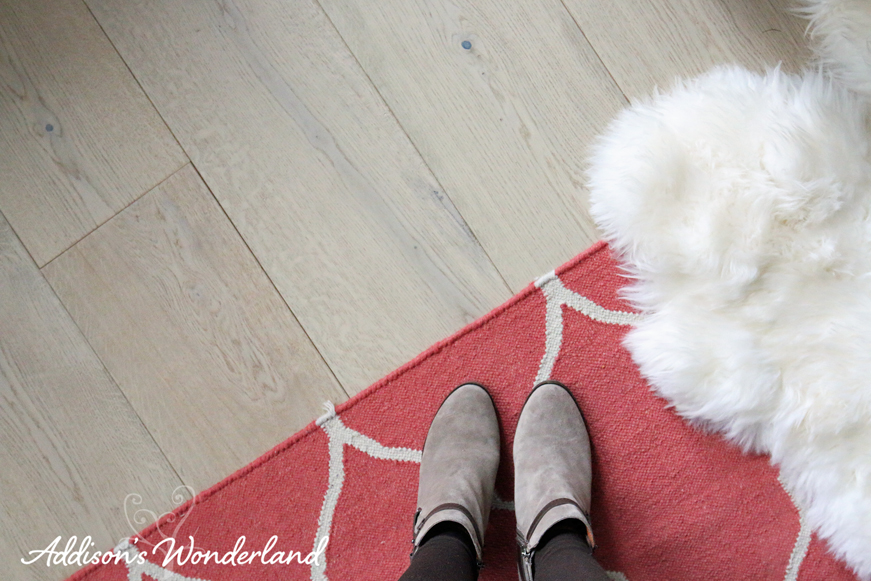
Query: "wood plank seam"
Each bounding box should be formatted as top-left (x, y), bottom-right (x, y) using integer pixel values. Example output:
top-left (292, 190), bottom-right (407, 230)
top-left (552, 0), bottom-right (631, 103)
top-left (39, 160), bottom-right (189, 273)
top-left (186, 161), bottom-right (352, 401)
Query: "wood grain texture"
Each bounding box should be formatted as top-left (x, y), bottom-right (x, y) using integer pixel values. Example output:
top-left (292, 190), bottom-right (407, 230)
top-left (44, 165), bottom-right (349, 489)
top-left (316, 0), bottom-right (628, 291)
top-left (561, 0), bottom-right (811, 101)
top-left (0, 212), bottom-right (185, 581)
top-left (0, 0), bottom-right (186, 266)
top-left (82, 0), bottom-right (512, 392)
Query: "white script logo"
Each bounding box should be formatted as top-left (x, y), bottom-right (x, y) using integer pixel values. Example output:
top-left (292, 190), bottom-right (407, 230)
top-left (21, 535), bottom-right (329, 568)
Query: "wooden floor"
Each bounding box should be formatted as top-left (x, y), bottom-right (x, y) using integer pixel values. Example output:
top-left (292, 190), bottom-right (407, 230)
top-left (1, 0), bottom-right (809, 578)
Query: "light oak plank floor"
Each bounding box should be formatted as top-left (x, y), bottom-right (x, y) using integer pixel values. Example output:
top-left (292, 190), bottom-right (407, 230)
top-left (84, 0), bottom-right (513, 392)
top-left (0, 0), bottom-right (809, 577)
top-left (0, 213), bottom-right (185, 581)
top-left (0, 0), bottom-right (186, 267)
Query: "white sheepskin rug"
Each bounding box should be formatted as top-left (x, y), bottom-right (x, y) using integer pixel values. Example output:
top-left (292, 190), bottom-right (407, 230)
top-left (587, 3), bottom-right (871, 577)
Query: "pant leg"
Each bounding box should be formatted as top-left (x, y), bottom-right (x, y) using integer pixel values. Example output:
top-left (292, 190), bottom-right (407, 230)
top-left (533, 519), bottom-right (610, 581)
top-left (398, 522), bottom-right (478, 581)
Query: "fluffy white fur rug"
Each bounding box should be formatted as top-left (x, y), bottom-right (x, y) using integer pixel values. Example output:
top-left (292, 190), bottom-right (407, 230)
top-left (587, 3), bottom-right (871, 577)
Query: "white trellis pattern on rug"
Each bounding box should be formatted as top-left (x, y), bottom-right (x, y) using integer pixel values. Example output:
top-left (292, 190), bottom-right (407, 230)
top-left (108, 271), bottom-right (811, 581)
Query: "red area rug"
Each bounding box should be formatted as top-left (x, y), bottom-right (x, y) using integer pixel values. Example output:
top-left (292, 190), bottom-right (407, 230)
top-left (68, 242), bottom-right (858, 581)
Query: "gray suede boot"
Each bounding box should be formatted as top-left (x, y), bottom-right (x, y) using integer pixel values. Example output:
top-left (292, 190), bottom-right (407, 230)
top-left (514, 381), bottom-right (596, 581)
top-left (411, 383), bottom-right (500, 568)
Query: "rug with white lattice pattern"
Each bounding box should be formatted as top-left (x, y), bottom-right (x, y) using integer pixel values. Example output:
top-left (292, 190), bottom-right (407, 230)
top-left (67, 242), bottom-right (858, 581)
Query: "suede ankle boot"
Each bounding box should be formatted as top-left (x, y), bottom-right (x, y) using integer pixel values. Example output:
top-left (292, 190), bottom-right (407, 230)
top-left (411, 383), bottom-right (500, 568)
top-left (513, 381), bottom-right (595, 581)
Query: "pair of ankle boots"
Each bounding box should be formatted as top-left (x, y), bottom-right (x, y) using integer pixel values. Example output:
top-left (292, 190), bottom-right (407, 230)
top-left (410, 381), bottom-right (596, 581)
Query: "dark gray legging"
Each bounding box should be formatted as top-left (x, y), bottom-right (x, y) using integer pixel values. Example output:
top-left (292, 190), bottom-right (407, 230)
top-left (398, 519), bottom-right (610, 581)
